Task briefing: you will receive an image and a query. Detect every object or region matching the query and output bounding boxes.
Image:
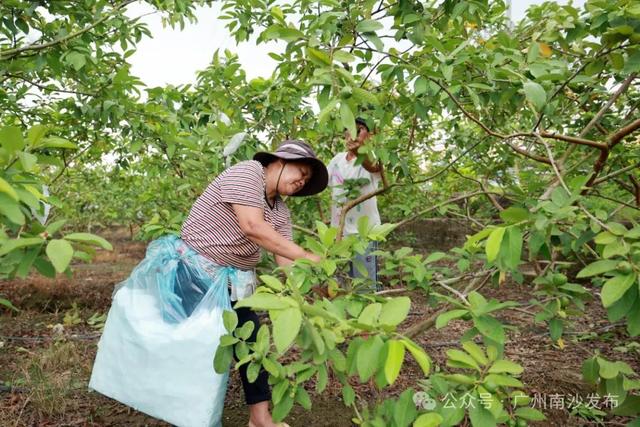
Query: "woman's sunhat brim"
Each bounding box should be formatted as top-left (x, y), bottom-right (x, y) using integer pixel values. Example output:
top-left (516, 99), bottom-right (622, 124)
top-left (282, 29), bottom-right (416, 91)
top-left (253, 146), bottom-right (328, 197)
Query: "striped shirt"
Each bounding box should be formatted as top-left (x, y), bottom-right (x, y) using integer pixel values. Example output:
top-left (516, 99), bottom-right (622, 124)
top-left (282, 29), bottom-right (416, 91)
top-left (181, 160), bottom-right (292, 270)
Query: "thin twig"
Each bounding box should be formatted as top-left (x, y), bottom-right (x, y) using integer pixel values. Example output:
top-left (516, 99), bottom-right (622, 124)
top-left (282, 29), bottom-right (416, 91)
top-left (592, 161), bottom-right (640, 185)
top-left (0, 0), bottom-right (136, 59)
top-left (580, 72), bottom-right (637, 138)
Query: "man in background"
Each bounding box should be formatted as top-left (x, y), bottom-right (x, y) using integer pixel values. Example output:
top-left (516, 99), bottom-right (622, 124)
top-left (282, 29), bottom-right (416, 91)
top-left (328, 117), bottom-right (382, 291)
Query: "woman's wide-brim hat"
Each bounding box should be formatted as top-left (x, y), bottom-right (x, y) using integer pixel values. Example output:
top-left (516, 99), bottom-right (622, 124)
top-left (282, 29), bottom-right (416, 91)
top-left (253, 140), bottom-right (328, 197)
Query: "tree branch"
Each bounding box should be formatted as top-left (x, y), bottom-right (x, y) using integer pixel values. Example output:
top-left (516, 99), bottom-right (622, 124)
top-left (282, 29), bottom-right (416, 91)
top-left (535, 131), bottom-right (606, 150)
top-left (336, 177), bottom-right (392, 239)
top-left (608, 117), bottom-right (640, 147)
top-left (630, 175), bottom-right (640, 207)
top-left (0, 0), bottom-right (135, 59)
top-left (592, 161), bottom-right (640, 185)
top-left (404, 271), bottom-right (493, 339)
top-left (292, 224), bottom-right (318, 237)
top-left (6, 73), bottom-right (96, 97)
top-left (580, 72), bottom-right (637, 138)
top-left (505, 138), bottom-right (551, 164)
top-left (394, 191), bottom-right (489, 229)
top-left (590, 192), bottom-right (640, 211)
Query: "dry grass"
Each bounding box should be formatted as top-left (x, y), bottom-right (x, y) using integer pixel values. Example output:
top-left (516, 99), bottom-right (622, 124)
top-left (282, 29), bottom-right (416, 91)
top-left (13, 340), bottom-right (85, 419)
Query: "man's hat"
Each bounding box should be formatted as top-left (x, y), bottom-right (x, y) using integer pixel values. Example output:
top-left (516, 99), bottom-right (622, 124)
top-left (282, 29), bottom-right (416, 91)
top-left (355, 117), bottom-right (370, 132)
top-left (253, 140), bottom-right (328, 197)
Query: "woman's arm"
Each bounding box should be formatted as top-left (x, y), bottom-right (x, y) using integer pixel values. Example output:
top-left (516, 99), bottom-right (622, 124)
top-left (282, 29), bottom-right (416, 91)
top-left (232, 204), bottom-right (320, 262)
top-left (275, 255), bottom-right (294, 267)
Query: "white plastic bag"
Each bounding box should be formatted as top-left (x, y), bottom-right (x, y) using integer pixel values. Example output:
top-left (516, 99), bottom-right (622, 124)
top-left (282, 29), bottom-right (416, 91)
top-left (89, 236), bottom-right (237, 427)
top-left (90, 287), bottom-right (229, 426)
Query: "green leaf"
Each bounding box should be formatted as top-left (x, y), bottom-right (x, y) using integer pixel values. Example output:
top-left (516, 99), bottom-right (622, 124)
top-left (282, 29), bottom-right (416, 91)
top-left (425, 251), bottom-right (446, 263)
top-left (462, 341), bottom-right (488, 366)
top-left (523, 81), bottom-right (547, 110)
top-left (468, 291), bottom-right (488, 311)
top-left (607, 284), bottom-right (636, 322)
top-left (272, 380), bottom-right (289, 404)
top-left (45, 219), bottom-right (66, 235)
top-left (318, 98), bottom-right (338, 124)
top-left (63, 232), bottom-right (112, 250)
top-left (16, 247), bottom-right (41, 278)
top-left (295, 387), bottom-right (312, 410)
top-left (582, 357), bottom-right (600, 384)
top-left (65, 51), bottom-right (86, 70)
top-left (488, 360), bottom-right (523, 374)
top-left (342, 384), bottom-right (355, 406)
top-left (474, 315), bottom-right (505, 344)
top-left (46, 239), bottom-right (74, 273)
top-left (234, 292), bottom-right (290, 310)
top-left (222, 310), bottom-right (238, 333)
top-left (246, 361), bottom-right (261, 383)
top-left (483, 373), bottom-right (523, 388)
top-left (0, 194), bottom-right (25, 225)
top-left (441, 373), bottom-right (476, 385)
top-left (602, 240), bottom-right (629, 259)
top-left (485, 227), bottom-right (505, 262)
top-left (503, 226), bottom-right (523, 270)
top-left (514, 407), bottom-right (546, 421)
top-left (34, 257), bottom-right (56, 278)
top-left (469, 403), bottom-right (496, 427)
top-left (549, 318), bottom-right (563, 341)
top-left (379, 296), bottom-right (411, 326)
top-left (333, 50), bottom-right (356, 63)
top-left (394, 389), bottom-right (418, 427)
top-left (595, 231), bottom-right (617, 244)
top-left (213, 345), bottom-right (233, 373)
top-left (527, 42), bottom-right (539, 62)
top-left (577, 260), bottom-right (619, 278)
top-left (597, 357), bottom-right (623, 379)
top-left (0, 125), bottom-right (25, 153)
top-left (273, 307), bottom-right (302, 353)
top-left (413, 413), bottom-right (443, 427)
top-left (607, 222), bottom-right (628, 236)
top-left (358, 302), bottom-right (382, 326)
top-left (320, 226), bottom-right (337, 246)
top-left (446, 349), bottom-right (481, 371)
top-left (363, 33), bottom-right (384, 50)
top-left (465, 227), bottom-right (493, 249)
top-left (307, 47), bottom-right (331, 65)
top-left (384, 339), bottom-right (405, 385)
top-left (262, 357), bottom-right (280, 378)
top-left (259, 274), bottom-right (284, 291)
top-left (414, 77), bottom-right (428, 96)
top-left (351, 87), bottom-right (380, 106)
top-left (0, 177), bottom-right (19, 201)
top-left (316, 364), bottom-right (328, 393)
top-left (402, 339), bottom-right (431, 375)
top-left (18, 152), bottom-right (37, 172)
top-left (277, 28), bottom-right (305, 42)
top-left (436, 309), bottom-right (469, 328)
top-left (36, 137), bottom-right (77, 150)
top-left (0, 298), bottom-right (19, 312)
top-left (625, 226), bottom-right (640, 239)
top-left (27, 124), bottom-right (47, 146)
top-left (628, 299), bottom-right (640, 337)
top-left (601, 273), bottom-right (637, 308)
top-left (356, 19), bottom-right (383, 33)
top-left (499, 207), bottom-right (529, 224)
top-left (272, 393), bottom-right (294, 422)
top-left (340, 101), bottom-right (356, 139)
top-left (357, 335), bottom-right (384, 381)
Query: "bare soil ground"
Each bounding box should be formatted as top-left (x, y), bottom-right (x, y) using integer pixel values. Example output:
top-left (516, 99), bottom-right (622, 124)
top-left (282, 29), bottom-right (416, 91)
top-left (1, 229), bottom-right (638, 426)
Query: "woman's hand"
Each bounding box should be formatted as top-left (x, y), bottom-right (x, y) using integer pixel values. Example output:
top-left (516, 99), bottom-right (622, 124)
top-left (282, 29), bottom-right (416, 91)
top-left (304, 252), bottom-right (322, 263)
